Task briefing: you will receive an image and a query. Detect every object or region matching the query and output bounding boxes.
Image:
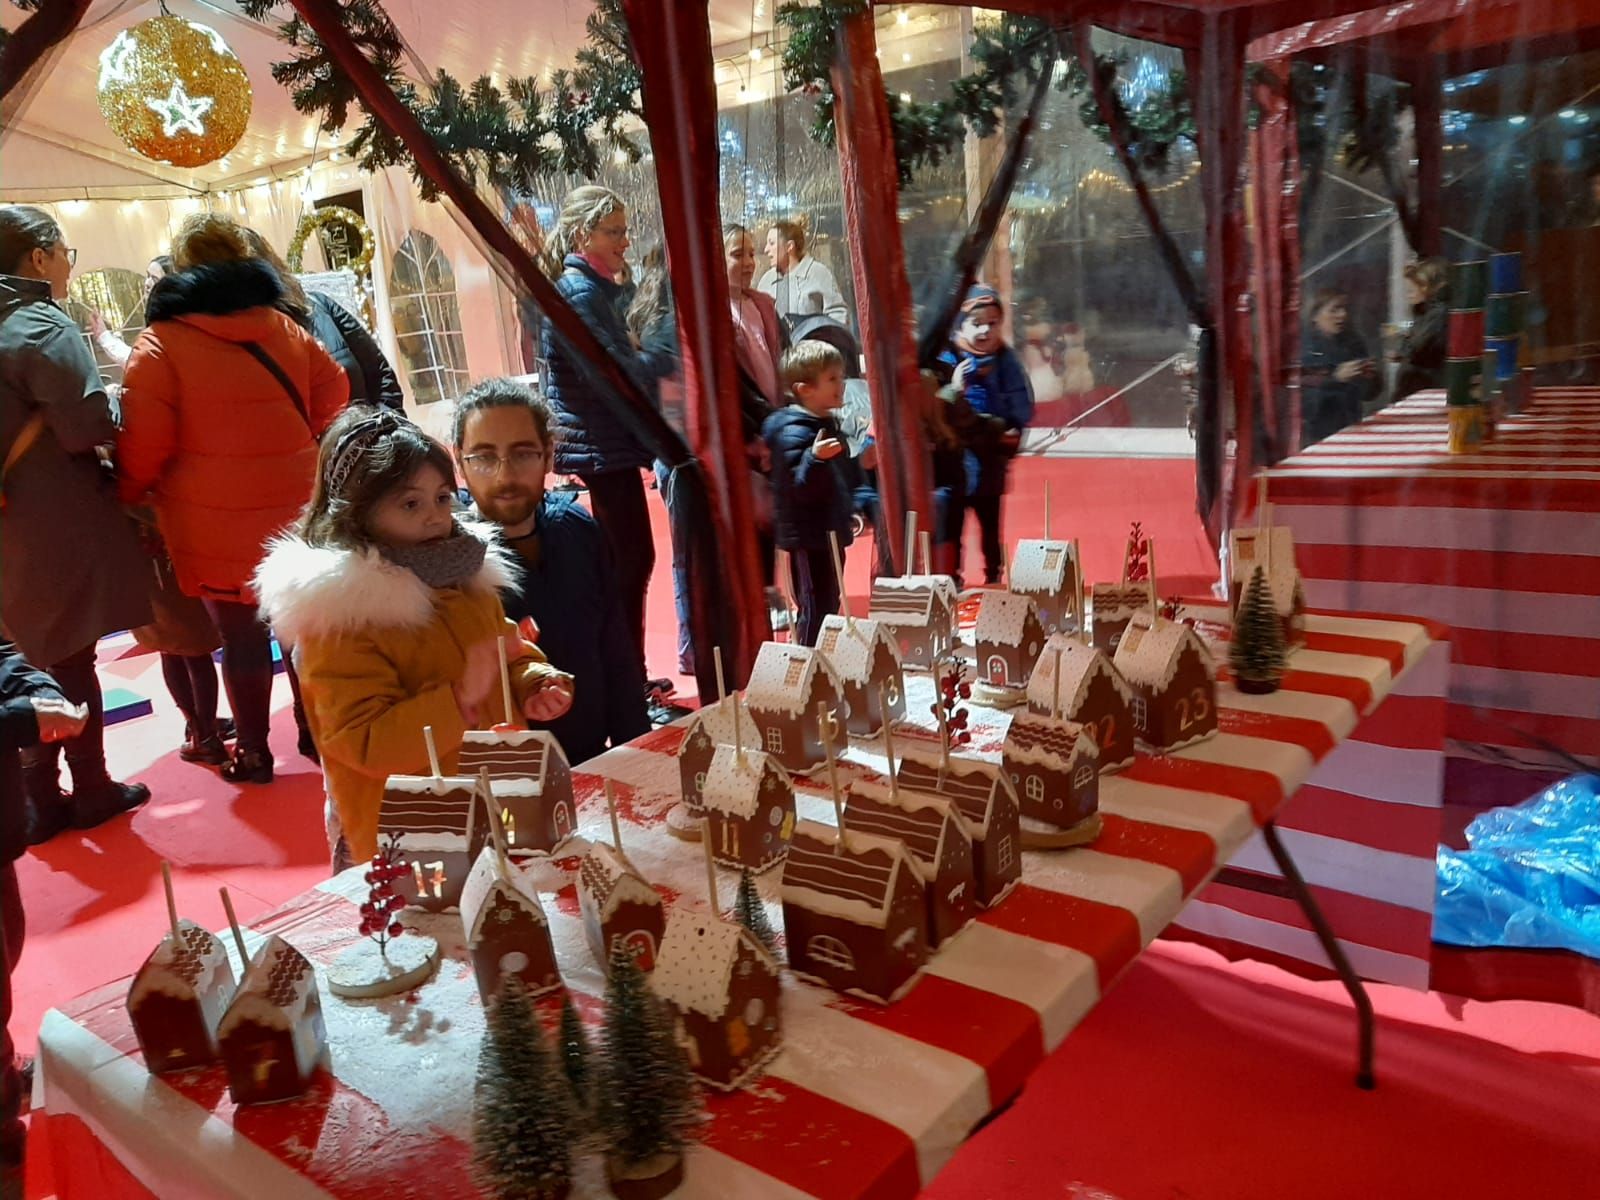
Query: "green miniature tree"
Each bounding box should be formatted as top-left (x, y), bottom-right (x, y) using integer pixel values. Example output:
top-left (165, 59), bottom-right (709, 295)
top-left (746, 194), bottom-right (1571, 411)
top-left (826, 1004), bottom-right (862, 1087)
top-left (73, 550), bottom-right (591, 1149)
top-left (734, 868), bottom-right (778, 956)
top-left (472, 976), bottom-right (580, 1200)
top-left (595, 943), bottom-right (699, 1178)
top-left (1230, 565), bottom-right (1288, 694)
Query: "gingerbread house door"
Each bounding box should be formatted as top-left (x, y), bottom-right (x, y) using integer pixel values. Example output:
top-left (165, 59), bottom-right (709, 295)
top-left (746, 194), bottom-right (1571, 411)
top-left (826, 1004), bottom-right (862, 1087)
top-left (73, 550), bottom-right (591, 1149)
top-left (553, 800), bottom-right (573, 842)
top-left (986, 654), bottom-right (1009, 687)
top-left (621, 929), bottom-right (657, 973)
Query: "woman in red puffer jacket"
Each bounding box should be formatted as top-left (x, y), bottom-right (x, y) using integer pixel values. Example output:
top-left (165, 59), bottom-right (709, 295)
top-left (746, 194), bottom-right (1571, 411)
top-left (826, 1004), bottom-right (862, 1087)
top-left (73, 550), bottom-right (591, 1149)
top-left (119, 214), bottom-right (348, 784)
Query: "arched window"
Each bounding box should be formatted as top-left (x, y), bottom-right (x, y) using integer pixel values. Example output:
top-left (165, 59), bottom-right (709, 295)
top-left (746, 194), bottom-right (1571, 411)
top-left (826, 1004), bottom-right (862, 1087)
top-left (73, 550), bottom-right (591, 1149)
top-left (66, 268), bottom-right (145, 381)
top-left (387, 230), bottom-right (469, 404)
top-left (806, 934), bottom-right (854, 971)
top-left (1025, 775), bottom-right (1045, 804)
top-left (1073, 765), bottom-right (1095, 791)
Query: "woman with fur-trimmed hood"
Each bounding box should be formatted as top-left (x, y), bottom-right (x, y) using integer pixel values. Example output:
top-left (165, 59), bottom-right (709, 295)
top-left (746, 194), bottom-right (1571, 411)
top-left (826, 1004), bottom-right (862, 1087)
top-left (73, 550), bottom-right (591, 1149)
top-left (255, 408), bottom-right (574, 868)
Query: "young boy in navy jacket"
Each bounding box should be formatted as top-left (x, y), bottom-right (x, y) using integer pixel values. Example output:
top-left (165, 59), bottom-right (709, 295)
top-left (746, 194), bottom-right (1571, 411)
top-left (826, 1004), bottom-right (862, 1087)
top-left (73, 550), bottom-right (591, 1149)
top-left (763, 342), bottom-right (861, 647)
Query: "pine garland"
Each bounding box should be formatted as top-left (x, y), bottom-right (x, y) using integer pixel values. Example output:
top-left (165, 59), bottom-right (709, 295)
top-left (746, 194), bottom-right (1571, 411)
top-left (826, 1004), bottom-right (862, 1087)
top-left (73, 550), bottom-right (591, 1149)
top-left (596, 943), bottom-right (699, 1171)
top-left (472, 976), bottom-right (580, 1200)
top-left (1229, 566), bottom-right (1287, 693)
top-left (734, 869), bottom-right (777, 956)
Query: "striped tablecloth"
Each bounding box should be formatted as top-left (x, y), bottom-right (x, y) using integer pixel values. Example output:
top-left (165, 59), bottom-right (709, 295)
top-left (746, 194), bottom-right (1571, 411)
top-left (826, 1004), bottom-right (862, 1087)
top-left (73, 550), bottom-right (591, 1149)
top-left (37, 607), bottom-right (1439, 1200)
top-left (1267, 386), bottom-right (1600, 774)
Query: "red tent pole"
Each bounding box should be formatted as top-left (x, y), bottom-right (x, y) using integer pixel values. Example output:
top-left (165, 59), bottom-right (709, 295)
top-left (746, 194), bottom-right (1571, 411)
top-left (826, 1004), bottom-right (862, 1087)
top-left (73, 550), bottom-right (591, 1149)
top-left (1410, 54), bottom-right (1444, 258)
top-left (1248, 57), bottom-right (1304, 468)
top-left (832, 13), bottom-right (933, 574)
top-left (621, 0), bottom-right (766, 684)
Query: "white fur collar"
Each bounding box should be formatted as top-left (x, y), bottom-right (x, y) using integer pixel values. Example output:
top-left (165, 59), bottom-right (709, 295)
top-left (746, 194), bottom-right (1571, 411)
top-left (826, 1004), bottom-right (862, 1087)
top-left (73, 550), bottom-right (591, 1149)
top-left (254, 521), bottom-right (519, 643)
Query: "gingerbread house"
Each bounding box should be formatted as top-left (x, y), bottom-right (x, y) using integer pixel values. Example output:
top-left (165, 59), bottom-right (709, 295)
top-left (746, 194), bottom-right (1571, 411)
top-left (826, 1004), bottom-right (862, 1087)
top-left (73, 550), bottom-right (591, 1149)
top-left (127, 920), bottom-right (236, 1074)
top-left (1090, 583), bottom-right (1150, 654)
top-left (780, 820), bottom-right (929, 1003)
top-left (868, 575), bottom-right (958, 669)
top-left (703, 744), bottom-right (795, 873)
top-left (817, 614), bottom-right (905, 736)
top-left (650, 910), bottom-right (782, 1091)
top-left (744, 641), bottom-right (847, 772)
top-left (457, 729), bottom-right (576, 854)
top-left (896, 751), bottom-right (1022, 907)
top-left (1228, 526), bottom-right (1306, 647)
top-left (217, 936), bottom-right (328, 1106)
top-left (1112, 613), bottom-right (1219, 751)
top-left (579, 842), bottom-right (666, 975)
top-left (459, 846), bottom-right (561, 1004)
top-left (1026, 635), bottom-right (1137, 772)
top-left (844, 780), bottom-right (976, 947)
top-left (677, 694), bottom-right (755, 818)
top-left (973, 590), bottom-right (1047, 689)
top-left (379, 775), bottom-right (488, 913)
top-left (1003, 711), bottom-right (1101, 830)
top-left (1009, 539), bottom-right (1080, 636)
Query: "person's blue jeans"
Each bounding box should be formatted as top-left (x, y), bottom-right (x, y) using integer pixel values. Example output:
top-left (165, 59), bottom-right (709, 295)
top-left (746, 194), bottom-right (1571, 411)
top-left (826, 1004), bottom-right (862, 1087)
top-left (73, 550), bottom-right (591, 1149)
top-left (654, 463), bottom-right (693, 674)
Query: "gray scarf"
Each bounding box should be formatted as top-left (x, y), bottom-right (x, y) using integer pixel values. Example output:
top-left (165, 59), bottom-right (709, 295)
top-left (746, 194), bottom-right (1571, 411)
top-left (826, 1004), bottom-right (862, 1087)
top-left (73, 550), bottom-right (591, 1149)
top-left (381, 523), bottom-right (488, 589)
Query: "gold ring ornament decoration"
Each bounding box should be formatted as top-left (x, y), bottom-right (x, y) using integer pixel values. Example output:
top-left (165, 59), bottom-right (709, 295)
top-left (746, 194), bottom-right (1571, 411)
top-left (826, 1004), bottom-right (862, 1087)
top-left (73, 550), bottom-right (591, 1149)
top-left (96, 16), bottom-right (252, 168)
top-left (287, 206), bottom-right (377, 277)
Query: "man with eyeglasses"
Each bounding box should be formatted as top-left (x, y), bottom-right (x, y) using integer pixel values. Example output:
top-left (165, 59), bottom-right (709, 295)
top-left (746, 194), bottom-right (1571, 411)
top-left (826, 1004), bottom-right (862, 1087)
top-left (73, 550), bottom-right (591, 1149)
top-left (452, 377), bottom-right (648, 764)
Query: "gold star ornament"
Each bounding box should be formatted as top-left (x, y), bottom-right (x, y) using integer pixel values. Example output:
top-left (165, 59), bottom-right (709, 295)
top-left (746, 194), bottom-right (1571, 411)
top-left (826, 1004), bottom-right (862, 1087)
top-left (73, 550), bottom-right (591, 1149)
top-left (96, 15), bottom-right (251, 168)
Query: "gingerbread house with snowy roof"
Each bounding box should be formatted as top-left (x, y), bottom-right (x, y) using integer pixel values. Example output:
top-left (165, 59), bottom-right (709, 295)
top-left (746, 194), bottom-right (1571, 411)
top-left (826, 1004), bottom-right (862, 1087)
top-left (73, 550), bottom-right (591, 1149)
top-left (780, 819), bottom-right (929, 1003)
top-left (379, 775), bottom-right (488, 913)
top-left (1112, 612), bottom-right (1219, 751)
top-left (868, 575), bottom-right (958, 669)
top-left (128, 920), bottom-right (236, 1075)
top-left (744, 641), bottom-right (847, 772)
top-left (703, 744), bottom-right (795, 873)
top-left (1228, 526), bottom-right (1306, 647)
top-left (1026, 634), bottom-right (1137, 772)
top-left (1003, 711), bottom-right (1101, 831)
top-left (1010, 539), bottom-right (1081, 636)
top-left (650, 910), bottom-right (782, 1091)
top-left (844, 780), bottom-right (975, 947)
top-left (895, 751), bottom-right (1022, 908)
top-left (1090, 583), bottom-right (1151, 654)
top-left (974, 590), bottom-right (1047, 689)
top-left (456, 729), bottom-right (576, 854)
top-left (677, 694), bottom-right (755, 818)
top-left (579, 842), bottom-right (665, 975)
top-left (817, 614), bottom-right (905, 736)
top-left (460, 846), bottom-right (561, 1004)
top-left (217, 935), bottom-right (328, 1106)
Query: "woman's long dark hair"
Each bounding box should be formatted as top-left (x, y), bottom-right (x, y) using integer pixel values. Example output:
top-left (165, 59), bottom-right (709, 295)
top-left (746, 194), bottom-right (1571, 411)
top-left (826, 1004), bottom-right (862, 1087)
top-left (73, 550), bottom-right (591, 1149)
top-left (0, 205), bottom-right (62, 275)
top-left (299, 407), bottom-right (455, 549)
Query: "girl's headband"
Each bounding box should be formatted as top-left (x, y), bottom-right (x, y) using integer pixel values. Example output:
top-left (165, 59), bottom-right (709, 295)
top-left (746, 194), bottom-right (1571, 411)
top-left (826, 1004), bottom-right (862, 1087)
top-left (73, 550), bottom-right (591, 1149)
top-left (326, 414), bottom-right (398, 495)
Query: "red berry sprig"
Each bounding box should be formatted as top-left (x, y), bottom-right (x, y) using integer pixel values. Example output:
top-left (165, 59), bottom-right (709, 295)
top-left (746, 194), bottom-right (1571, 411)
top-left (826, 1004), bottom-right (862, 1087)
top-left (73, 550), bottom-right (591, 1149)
top-left (930, 661), bottom-right (974, 750)
top-left (1126, 521), bottom-right (1149, 582)
top-left (359, 837), bottom-right (410, 949)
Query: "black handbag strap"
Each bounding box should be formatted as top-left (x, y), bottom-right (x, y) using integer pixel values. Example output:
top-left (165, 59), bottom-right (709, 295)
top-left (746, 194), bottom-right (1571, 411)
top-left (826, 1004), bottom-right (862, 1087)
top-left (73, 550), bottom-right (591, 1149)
top-left (238, 341), bottom-right (310, 430)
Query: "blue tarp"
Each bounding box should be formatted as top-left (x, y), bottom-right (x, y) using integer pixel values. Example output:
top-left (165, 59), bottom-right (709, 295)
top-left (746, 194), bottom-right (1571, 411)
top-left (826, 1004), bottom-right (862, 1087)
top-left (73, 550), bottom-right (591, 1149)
top-left (1435, 773), bottom-right (1600, 959)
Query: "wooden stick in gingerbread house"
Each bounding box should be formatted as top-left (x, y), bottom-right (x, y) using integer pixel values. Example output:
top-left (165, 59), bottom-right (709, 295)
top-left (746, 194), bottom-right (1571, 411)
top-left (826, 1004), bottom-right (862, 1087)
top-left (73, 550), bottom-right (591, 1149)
top-left (1026, 634), bottom-right (1137, 772)
top-left (743, 641), bottom-right (847, 772)
top-left (1089, 533), bottom-right (1151, 655)
top-left (701, 717), bottom-right (796, 874)
top-left (649, 832), bottom-right (783, 1092)
top-left (1228, 476), bottom-right (1306, 647)
top-left (378, 726), bottom-right (486, 914)
top-left (579, 781), bottom-right (666, 975)
top-left (1008, 484), bottom-right (1082, 637)
top-left (1002, 702), bottom-right (1103, 849)
top-left (128, 862), bottom-right (237, 1076)
top-left (460, 782), bottom-right (562, 1004)
top-left (671, 646), bottom-right (754, 841)
top-left (1113, 609), bottom-right (1220, 752)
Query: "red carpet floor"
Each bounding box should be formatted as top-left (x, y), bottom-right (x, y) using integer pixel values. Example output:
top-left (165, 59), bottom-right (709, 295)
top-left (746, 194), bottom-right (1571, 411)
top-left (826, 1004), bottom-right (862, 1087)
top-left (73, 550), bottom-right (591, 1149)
top-left (21, 455), bottom-right (1597, 1197)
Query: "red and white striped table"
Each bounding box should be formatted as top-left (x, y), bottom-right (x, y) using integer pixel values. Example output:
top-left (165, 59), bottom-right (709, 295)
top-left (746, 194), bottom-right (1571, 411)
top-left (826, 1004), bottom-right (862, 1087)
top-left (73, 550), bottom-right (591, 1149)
top-left (1267, 387), bottom-right (1600, 776)
top-left (36, 607), bottom-right (1440, 1200)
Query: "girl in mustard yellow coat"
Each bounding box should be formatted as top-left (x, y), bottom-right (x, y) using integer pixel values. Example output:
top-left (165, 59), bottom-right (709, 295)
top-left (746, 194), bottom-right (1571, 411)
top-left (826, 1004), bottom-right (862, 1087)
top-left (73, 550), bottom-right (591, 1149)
top-left (255, 408), bottom-right (573, 867)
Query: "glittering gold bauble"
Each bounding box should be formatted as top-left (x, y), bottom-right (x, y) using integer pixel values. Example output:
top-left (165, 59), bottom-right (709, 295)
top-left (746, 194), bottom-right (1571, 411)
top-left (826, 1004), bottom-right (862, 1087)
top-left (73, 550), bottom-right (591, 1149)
top-left (96, 16), bottom-right (252, 168)
top-left (288, 206), bottom-right (376, 277)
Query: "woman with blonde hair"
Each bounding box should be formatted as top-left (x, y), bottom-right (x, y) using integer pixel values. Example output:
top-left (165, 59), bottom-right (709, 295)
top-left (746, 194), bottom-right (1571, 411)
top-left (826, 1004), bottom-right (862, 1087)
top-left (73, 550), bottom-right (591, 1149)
top-left (118, 212), bottom-right (348, 783)
top-left (1391, 256), bottom-right (1450, 401)
top-left (540, 185), bottom-right (673, 695)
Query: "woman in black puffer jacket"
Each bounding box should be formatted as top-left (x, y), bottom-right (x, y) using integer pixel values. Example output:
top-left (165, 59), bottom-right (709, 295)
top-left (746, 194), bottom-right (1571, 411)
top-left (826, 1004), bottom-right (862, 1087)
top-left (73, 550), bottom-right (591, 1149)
top-left (539, 186), bottom-right (674, 691)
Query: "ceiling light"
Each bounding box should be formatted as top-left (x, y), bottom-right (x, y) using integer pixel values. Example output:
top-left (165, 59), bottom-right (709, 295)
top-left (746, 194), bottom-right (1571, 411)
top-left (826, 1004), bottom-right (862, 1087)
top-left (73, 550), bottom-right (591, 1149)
top-left (902, 51), bottom-right (911, 63)
top-left (1508, 115), bottom-right (1527, 126)
top-left (750, 46), bottom-right (763, 62)
top-left (898, 7), bottom-right (910, 24)
top-left (1560, 108), bottom-right (1578, 120)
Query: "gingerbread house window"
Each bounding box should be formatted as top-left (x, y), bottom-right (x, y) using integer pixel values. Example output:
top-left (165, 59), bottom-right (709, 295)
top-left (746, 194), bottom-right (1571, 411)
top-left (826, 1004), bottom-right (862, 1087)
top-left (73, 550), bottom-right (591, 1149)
top-left (1073, 765), bottom-right (1094, 790)
top-left (1025, 776), bottom-right (1045, 804)
top-left (886, 677), bottom-right (900, 706)
top-left (997, 835), bottom-right (1015, 873)
top-left (1131, 695), bottom-right (1149, 732)
top-left (766, 727), bottom-right (784, 754)
top-left (745, 997), bottom-right (765, 1026)
top-left (807, 934), bottom-right (854, 971)
top-left (695, 770), bottom-right (706, 792)
top-left (783, 659), bottom-right (807, 688)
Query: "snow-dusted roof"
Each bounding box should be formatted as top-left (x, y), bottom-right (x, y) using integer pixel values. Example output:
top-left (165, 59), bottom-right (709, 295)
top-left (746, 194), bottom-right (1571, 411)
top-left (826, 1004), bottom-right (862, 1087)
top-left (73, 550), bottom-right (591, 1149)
top-left (781, 819), bottom-right (916, 928)
top-left (869, 575), bottom-right (957, 628)
top-left (1230, 527), bottom-right (1301, 614)
top-left (460, 846), bottom-right (547, 945)
top-left (1091, 583), bottom-right (1153, 621)
top-left (130, 920), bottom-right (233, 1007)
top-left (746, 642), bottom-right (841, 718)
top-left (1010, 540), bottom-right (1076, 596)
top-left (1026, 635), bottom-right (1134, 717)
top-left (843, 780), bottom-right (965, 882)
top-left (458, 729), bottom-right (567, 791)
top-left (817, 615), bottom-right (898, 685)
top-left (683, 694), bottom-right (754, 751)
top-left (1112, 614), bottom-right (1217, 692)
top-left (703, 744), bottom-right (791, 819)
top-left (1004, 711), bottom-right (1096, 774)
top-left (650, 910), bottom-right (776, 1020)
top-left (579, 842), bottom-right (658, 924)
top-left (218, 936), bottom-right (316, 1038)
top-left (381, 776), bottom-right (479, 844)
top-left (894, 750), bottom-right (1012, 837)
top-left (974, 590), bottom-right (1040, 648)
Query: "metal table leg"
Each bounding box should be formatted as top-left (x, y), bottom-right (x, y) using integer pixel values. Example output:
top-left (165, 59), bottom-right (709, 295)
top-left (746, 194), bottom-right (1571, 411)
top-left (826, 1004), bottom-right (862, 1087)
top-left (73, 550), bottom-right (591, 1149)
top-left (1260, 819), bottom-right (1377, 1090)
